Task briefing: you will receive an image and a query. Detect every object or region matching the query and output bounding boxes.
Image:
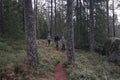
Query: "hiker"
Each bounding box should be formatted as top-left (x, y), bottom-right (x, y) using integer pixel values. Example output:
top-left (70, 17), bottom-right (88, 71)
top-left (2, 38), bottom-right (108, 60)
top-left (54, 34), bottom-right (60, 50)
top-left (47, 33), bottom-right (51, 46)
top-left (61, 36), bottom-right (66, 51)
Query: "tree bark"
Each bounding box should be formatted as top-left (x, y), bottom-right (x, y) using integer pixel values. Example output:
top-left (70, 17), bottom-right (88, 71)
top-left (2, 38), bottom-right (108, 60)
top-left (24, 0), bottom-right (39, 66)
top-left (34, 0), bottom-right (40, 38)
top-left (112, 0), bottom-right (115, 37)
top-left (0, 0), bottom-right (3, 39)
top-left (76, 0), bottom-right (81, 47)
top-left (61, 0), bottom-right (64, 31)
top-left (106, 0), bottom-right (109, 34)
top-left (54, 0), bottom-right (56, 34)
top-left (79, 0), bottom-right (82, 46)
top-left (34, 0), bottom-right (38, 28)
top-left (67, 0), bottom-right (75, 64)
top-left (51, 0), bottom-right (53, 38)
top-left (89, 0), bottom-right (95, 52)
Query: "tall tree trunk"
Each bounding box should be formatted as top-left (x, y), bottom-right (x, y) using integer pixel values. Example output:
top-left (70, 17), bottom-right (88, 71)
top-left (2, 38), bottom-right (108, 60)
top-left (106, 0), bottom-right (109, 34)
top-left (24, 0), bottom-right (39, 66)
top-left (34, 0), bottom-right (38, 28)
top-left (79, 0), bottom-right (82, 46)
top-left (86, 0), bottom-right (89, 31)
top-left (0, 0), bottom-right (3, 39)
top-left (76, 0), bottom-right (79, 43)
top-left (67, 0), bottom-right (75, 64)
top-left (89, 0), bottom-right (95, 52)
top-left (76, 0), bottom-right (79, 27)
top-left (80, 0), bottom-right (82, 27)
top-left (34, 0), bottom-right (39, 38)
top-left (61, 0), bottom-right (64, 31)
top-left (76, 0), bottom-right (79, 34)
top-left (22, 0), bottom-right (25, 32)
top-left (47, 3), bottom-right (50, 32)
top-left (112, 0), bottom-right (115, 37)
top-left (51, 0), bottom-right (53, 38)
top-left (76, 0), bottom-right (81, 48)
top-left (54, 0), bottom-right (56, 35)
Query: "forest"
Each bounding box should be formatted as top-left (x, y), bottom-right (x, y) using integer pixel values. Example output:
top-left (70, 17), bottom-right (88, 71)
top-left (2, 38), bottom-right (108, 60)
top-left (0, 0), bottom-right (120, 80)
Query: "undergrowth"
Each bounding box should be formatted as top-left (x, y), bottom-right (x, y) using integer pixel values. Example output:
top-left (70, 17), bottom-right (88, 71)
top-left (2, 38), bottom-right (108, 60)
top-left (0, 40), bottom-right (120, 80)
top-left (65, 51), bottom-right (120, 80)
top-left (0, 40), bottom-right (66, 80)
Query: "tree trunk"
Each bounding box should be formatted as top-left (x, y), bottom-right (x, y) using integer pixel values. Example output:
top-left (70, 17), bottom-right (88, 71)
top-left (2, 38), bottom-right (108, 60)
top-left (22, 0), bottom-right (25, 32)
top-left (24, 0), bottom-right (39, 66)
top-left (0, 0), bottom-right (3, 39)
top-left (80, 0), bottom-right (82, 28)
top-left (67, 0), bottom-right (75, 64)
top-left (79, 0), bottom-right (82, 46)
top-left (86, 0), bottom-right (89, 31)
top-left (47, 3), bottom-right (51, 32)
top-left (89, 0), bottom-right (95, 52)
top-left (54, 0), bottom-right (56, 35)
top-left (51, 0), bottom-right (53, 38)
top-left (34, 0), bottom-right (38, 28)
top-left (112, 0), bottom-right (115, 37)
top-left (76, 0), bottom-right (79, 35)
top-left (106, 0), bottom-right (109, 34)
top-left (76, 0), bottom-right (81, 48)
top-left (76, 0), bottom-right (79, 26)
top-left (61, 0), bottom-right (64, 32)
top-left (34, 0), bottom-right (39, 38)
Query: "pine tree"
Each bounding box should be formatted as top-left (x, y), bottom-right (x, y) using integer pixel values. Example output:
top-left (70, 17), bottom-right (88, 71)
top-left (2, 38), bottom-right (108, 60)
top-left (24, 0), bottom-right (39, 66)
top-left (67, 0), bottom-right (75, 64)
top-left (51, 0), bottom-right (53, 38)
top-left (54, 0), bottom-right (56, 34)
top-left (106, 0), bottom-right (109, 34)
top-left (89, 0), bottom-right (95, 52)
top-left (0, 0), bottom-right (3, 39)
top-left (112, 0), bottom-right (115, 37)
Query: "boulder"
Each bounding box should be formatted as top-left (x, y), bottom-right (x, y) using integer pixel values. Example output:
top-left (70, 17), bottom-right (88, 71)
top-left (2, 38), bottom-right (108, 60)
top-left (108, 51), bottom-right (120, 62)
top-left (102, 37), bottom-right (120, 63)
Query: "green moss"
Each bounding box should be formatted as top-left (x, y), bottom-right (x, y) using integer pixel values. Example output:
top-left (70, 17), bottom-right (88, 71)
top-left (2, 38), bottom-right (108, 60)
top-left (0, 40), bottom-right (66, 80)
top-left (1, 40), bottom-right (119, 80)
top-left (65, 51), bottom-right (120, 80)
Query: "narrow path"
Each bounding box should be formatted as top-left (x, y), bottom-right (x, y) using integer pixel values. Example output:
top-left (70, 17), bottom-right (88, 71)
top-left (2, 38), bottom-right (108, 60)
top-left (55, 62), bottom-right (68, 80)
top-left (54, 51), bottom-right (68, 80)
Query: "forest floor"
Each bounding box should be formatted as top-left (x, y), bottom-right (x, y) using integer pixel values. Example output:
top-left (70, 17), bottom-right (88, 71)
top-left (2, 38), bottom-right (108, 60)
top-left (54, 50), bottom-right (68, 80)
top-left (0, 39), bottom-right (120, 80)
top-left (55, 62), bottom-right (68, 80)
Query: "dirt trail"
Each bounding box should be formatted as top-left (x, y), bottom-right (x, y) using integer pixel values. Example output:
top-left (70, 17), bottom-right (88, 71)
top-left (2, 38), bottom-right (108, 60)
top-left (54, 51), bottom-right (68, 80)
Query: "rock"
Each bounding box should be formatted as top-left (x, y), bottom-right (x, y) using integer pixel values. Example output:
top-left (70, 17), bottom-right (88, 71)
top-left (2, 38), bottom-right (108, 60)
top-left (100, 37), bottom-right (120, 64)
top-left (102, 37), bottom-right (120, 56)
top-left (108, 51), bottom-right (120, 62)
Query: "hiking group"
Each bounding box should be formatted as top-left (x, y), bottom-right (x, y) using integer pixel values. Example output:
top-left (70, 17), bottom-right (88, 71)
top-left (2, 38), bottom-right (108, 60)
top-left (47, 33), bottom-right (66, 51)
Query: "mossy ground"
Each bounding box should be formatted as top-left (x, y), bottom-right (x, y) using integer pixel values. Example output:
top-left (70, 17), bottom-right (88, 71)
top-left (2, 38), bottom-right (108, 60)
top-left (0, 40), bottom-right (120, 80)
top-left (65, 50), bottom-right (120, 80)
top-left (0, 40), bottom-right (66, 80)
